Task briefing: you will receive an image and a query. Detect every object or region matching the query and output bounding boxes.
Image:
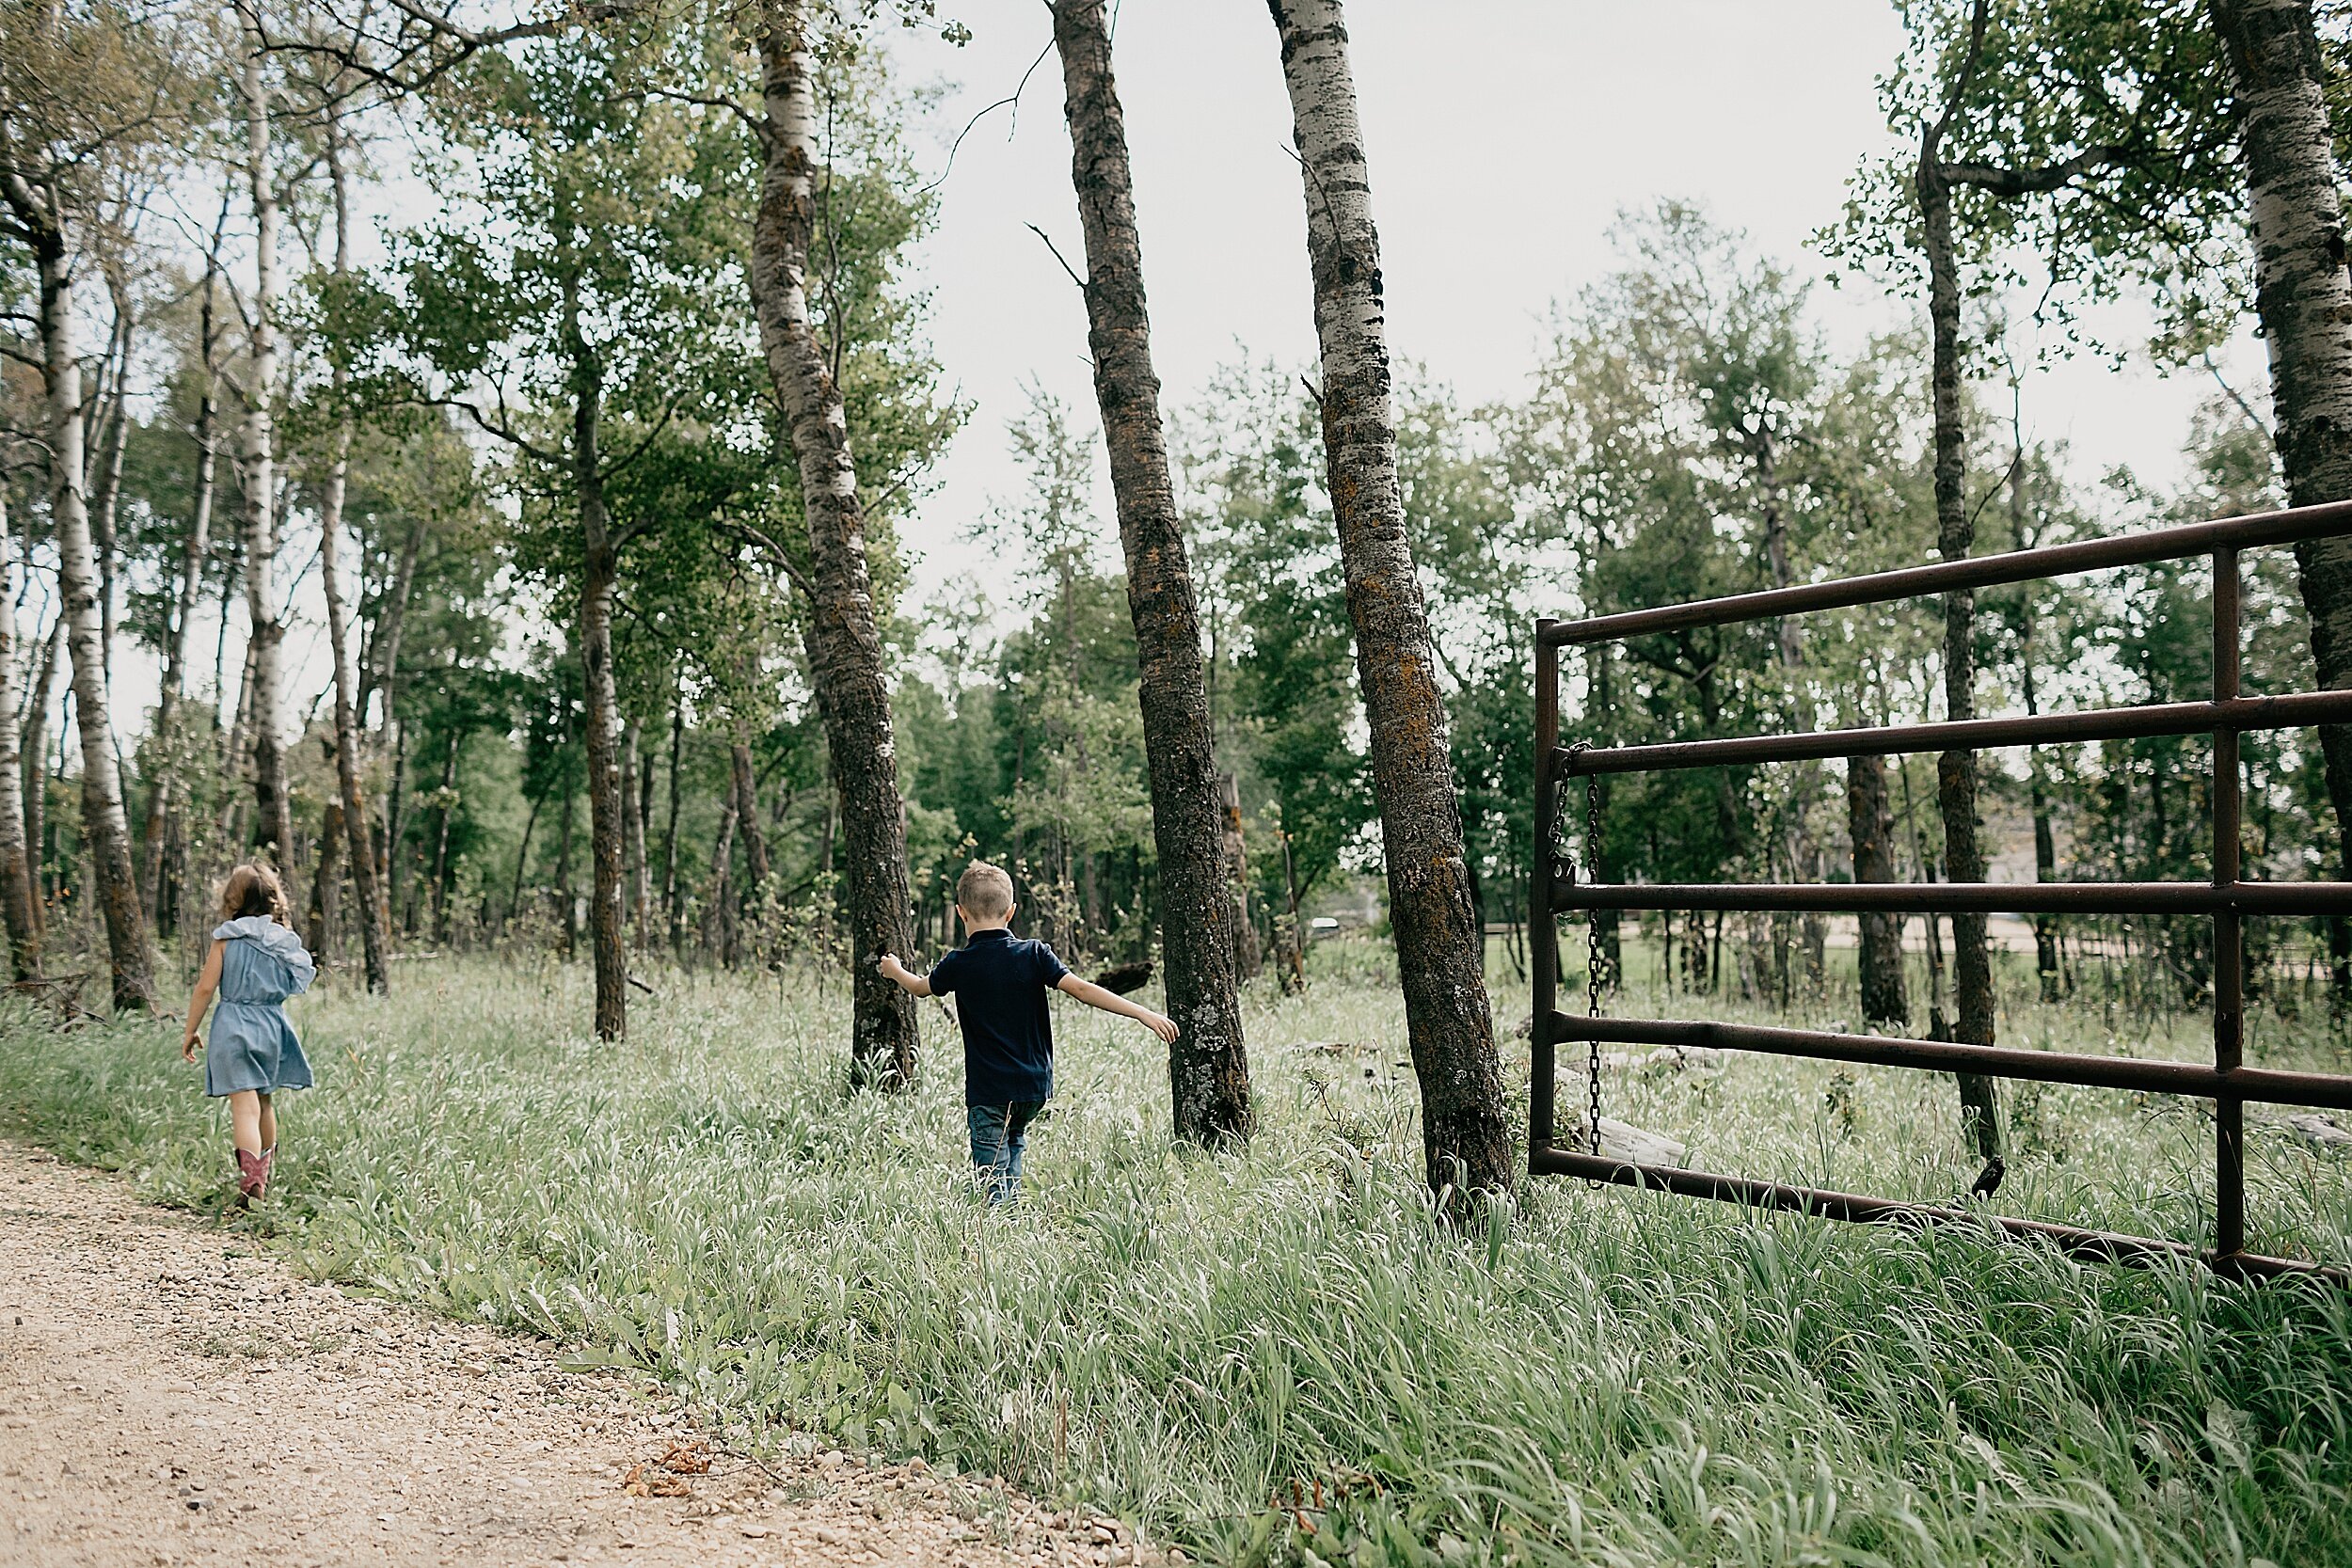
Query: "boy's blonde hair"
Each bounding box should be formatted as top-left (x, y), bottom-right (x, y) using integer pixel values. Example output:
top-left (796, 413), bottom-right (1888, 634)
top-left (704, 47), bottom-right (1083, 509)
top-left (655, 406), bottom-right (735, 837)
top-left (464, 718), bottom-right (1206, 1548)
top-left (216, 862), bottom-right (292, 927)
top-left (956, 861), bottom-right (1015, 921)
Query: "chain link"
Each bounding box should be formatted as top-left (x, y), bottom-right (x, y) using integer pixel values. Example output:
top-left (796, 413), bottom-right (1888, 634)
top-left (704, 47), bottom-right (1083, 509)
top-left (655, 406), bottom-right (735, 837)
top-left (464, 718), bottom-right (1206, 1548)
top-left (1549, 752), bottom-right (1580, 870)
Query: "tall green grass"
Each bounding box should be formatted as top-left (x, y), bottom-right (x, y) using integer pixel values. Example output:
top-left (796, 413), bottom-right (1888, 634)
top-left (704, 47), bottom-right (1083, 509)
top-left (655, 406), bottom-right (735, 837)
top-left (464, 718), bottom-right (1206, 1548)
top-left (4, 943), bottom-right (2351, 1567)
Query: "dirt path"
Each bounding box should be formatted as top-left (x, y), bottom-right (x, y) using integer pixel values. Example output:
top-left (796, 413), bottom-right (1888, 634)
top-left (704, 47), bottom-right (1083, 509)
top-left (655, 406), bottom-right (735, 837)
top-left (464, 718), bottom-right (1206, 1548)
top-left (0, 1142), bottom-right (1153, 1568)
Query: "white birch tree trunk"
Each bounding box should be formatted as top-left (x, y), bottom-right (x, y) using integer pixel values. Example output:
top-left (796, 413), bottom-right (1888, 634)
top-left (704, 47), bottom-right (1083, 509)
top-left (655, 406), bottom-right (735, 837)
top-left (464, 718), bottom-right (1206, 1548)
top-left (1266, 0), bottom-right (1509, 1196)
top-left (2209, 0), bottom-right (2352, 977)
top-left (239, 36), bottom-right (295, 883)
top-left (34, 228), bottom-right (151, 1008)
top-left (1053, 0), bottom-right (1253, 1145)
top-left (752, 0), bottom-right (919, 1086)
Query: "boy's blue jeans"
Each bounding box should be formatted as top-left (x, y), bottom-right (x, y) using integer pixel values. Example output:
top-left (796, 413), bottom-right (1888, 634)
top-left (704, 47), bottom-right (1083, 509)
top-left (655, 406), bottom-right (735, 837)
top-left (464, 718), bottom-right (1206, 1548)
top-left (967, 1101), bottom-right (1043, 1206)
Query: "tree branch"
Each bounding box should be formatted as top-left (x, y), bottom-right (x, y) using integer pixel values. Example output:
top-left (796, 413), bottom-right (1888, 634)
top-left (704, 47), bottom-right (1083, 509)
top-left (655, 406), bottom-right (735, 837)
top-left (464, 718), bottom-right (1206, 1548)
top-left (594, 391), bottom-right (687, 482)
top-left (1921, 0), bottom-right (1992, 171)
top-left (1943, 143), bottom-right (2137, 198)
top-left (1025, 222), bottom-right (1087, 292)
top-left (712, 516), bottom-right (816, 600)
top-left (421, 395), bottom-right (562, 466)
top-left (920, 35), bottom-right (1055, 196)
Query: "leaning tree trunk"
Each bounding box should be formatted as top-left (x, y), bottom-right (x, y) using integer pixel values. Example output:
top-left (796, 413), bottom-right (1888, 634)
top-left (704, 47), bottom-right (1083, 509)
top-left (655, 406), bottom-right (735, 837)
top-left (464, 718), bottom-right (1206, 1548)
top-left (32, 232), bottom-right (151, 1010)
top-left (2209, 0), bottom-right (2352, 985)
top-left (1054, 0), bottom-right (1253, 1145)
top-left (21, 614), bottom-right (62, 945)
top-left (1847, 753), bottom-right (1908, 1029)
top-left (753, 4), bottom-right (918, 1087)
top-left (89, 287), bottom-right (131, 689)
top-left (1919, 149), bottom-right (2006, 1163)
top-left (1268, 0), bottom-right (1510, 1196)
top-left (317, 127), bottom-right (391, 994)
top-left (0, 497), bottom-right (39, 979)
top-left (239, 39), bottom-right (296, 884)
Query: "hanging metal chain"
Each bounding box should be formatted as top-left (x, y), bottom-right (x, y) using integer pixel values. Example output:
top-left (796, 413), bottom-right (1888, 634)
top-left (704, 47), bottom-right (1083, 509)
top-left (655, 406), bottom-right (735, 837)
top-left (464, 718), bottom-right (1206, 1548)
top-left (1549, 749), bottom-right (1581, 871)
top-left (1582, 761), bottom-right (1607, 1155)
top-left (1564, 744), bottom-right (1608, 1156)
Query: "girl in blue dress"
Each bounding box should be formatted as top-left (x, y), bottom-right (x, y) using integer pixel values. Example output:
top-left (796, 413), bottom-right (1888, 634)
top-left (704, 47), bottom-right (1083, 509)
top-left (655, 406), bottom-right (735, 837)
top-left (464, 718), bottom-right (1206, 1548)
top-left (181, 863), bottom-right (315, 1204)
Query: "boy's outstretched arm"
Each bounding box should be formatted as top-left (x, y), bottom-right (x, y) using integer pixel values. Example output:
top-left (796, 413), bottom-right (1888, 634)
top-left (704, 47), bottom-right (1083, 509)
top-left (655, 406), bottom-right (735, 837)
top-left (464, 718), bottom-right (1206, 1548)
top-left (875, 953), bottom-right (933, 997)
top-left (1057, 974), bottom-right (1179, 1043)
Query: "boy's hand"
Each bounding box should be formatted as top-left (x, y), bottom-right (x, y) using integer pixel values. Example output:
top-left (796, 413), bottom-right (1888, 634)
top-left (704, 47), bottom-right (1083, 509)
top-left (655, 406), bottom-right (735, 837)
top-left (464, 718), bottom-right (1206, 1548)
top-left (1139, 1009), bottom-right (1179, 1044)
top-left (877, 953), bottom-right (908, 980)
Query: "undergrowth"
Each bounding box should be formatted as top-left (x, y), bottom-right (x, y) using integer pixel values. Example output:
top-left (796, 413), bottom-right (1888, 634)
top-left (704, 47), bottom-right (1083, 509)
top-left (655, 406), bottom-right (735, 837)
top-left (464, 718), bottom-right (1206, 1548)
top-left (2, 941), bottom-right (2350, 1567)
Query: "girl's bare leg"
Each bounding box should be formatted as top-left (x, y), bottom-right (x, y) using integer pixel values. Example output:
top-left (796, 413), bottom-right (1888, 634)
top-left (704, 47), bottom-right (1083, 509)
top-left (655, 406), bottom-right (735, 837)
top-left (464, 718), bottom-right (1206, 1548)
top-left (228, 1090), bottom-right (263, 1158)
top-left (257, 1093), bottom-right (275, 1153)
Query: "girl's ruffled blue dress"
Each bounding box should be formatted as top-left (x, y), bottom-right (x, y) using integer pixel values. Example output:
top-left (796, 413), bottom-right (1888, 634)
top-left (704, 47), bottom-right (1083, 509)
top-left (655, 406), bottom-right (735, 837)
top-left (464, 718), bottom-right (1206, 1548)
top-left (202, 915), bottom-right (317, 1098)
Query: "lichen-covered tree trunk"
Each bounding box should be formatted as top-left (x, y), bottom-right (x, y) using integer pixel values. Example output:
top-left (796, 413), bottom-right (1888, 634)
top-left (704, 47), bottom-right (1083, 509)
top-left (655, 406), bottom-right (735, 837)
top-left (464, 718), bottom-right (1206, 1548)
top-left (2209, 0), bottom-right (2352, 951)
top-left (239, 40), bottom-right (295, 883)
top-left (0, 497), bottom-right (39, 979)
top-left (753, 4), bottom-right (918, 1087)
top-left (1918, 149), bottom-right (2005, 1162)
top-left (1846, 753), bottom-right (1907, 1029)
top-left (33, 235), bottom-right (151, 1010)
top-left (571, 358), bottom-right (629, 1041)
top-left (1268, 0), bottom-right (1510, 1196)
top-left (1053, 0), bottom-right (1252, 1146)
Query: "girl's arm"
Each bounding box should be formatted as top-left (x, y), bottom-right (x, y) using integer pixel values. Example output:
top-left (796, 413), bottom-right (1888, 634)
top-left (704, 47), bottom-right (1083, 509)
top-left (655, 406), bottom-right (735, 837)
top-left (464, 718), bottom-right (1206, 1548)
top-left (1056, 974), bottom-right (1180, 1043)
top-left (182, 940), bottom-right (225, 1063)
top-left (875, 953), bottom-right (933, 998)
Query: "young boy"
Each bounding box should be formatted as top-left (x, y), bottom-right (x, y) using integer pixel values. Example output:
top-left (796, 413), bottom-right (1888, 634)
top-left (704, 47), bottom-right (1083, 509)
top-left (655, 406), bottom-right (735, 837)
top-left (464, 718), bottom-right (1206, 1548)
top-left (878, 860), bottom-right (1177, 1205)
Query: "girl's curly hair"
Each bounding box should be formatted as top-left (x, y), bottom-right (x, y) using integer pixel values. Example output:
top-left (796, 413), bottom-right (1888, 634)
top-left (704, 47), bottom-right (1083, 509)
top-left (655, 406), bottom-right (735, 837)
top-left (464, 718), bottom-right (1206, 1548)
top-left (216, 863), bottom-right (292, 927)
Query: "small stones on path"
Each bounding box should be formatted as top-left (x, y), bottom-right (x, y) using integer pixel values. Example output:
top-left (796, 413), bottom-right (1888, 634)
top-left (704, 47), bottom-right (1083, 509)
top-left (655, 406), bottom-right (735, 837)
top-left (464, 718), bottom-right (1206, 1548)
top-left (0, 1140), bottom-right (1168, 1568)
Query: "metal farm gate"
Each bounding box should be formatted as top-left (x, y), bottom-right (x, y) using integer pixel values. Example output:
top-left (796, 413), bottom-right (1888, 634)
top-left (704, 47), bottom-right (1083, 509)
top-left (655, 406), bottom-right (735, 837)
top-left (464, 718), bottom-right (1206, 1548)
top-left (1530, 503), bottom-right (2352, 1283)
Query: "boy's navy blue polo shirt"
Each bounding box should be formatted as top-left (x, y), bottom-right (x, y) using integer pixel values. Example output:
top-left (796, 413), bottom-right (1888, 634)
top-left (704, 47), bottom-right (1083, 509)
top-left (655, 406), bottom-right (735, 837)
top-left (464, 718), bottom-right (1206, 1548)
top-left (929, 928), bottom-right (1071, 1106)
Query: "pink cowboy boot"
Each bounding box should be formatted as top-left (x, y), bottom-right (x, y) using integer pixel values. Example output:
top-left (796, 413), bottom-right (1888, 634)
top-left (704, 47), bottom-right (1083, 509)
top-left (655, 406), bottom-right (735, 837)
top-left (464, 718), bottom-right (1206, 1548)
top-left (235, 1148), bottom-right (268, 1204)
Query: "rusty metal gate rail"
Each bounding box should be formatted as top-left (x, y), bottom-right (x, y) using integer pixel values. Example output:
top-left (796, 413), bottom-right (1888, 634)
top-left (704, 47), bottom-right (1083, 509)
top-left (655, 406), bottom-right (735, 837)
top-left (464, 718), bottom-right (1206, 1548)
top-left (1531, 500), bottom-right (2352, 1283)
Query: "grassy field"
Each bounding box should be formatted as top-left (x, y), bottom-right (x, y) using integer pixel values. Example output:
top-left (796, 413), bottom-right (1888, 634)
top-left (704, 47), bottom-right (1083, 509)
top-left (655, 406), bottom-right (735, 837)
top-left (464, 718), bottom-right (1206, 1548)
top-left (4, 938), bottom-right (2352, 1566)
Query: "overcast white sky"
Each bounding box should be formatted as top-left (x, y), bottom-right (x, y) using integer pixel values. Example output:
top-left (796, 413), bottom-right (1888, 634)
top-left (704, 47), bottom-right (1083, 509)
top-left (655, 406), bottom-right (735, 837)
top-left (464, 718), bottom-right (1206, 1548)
top-left (885, 0), bottom-right (2255, 594)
